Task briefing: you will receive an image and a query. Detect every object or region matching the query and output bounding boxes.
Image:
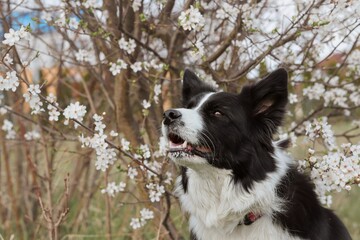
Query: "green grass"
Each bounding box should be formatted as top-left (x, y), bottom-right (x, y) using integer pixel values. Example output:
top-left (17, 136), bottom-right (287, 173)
top-left (2, 121), bottom-right (360, 239)
top-left (333, 189), bottom-right (360, 240)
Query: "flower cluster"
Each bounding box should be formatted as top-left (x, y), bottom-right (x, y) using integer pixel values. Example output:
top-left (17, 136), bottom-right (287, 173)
top-left (69, 17), bottom-right (79, 29)
top-left (83, 0), bottom-right (101, 9)
top-left (128, 166), bottom-right (139, 180)
top-left (101, 181), bottom-right (126, 197)
top-left (146, 182), bottom-right (165, 202)
top-left (109, 59), bottom-right (128, 76)
top-left (2, 25), bottom-right (30, 46)
top-left (79, 114), bottom-right (118, 171)
top-left (2, 119), bottom-right (16, 139)
top-left (121, 138), bottom-right (131, 151)
top-left (189, 40), bottom-right (205, 61)
top-left (0, 95), bottom-right (6, 115)
top-left (141, 100), bottom-right (151, 110)
top-left (75, 49), bottom-right (90, 63)
top-left (142, 160), bottom-right (163, 179)
top-left (130, 62), bottom-right (142, 73)
top-left (0, 71), bottom-right (19, 92)
top-left (24, 130), bottom-right (41, 140)
top-left (130, 208), bottom-right (154, 230)
top-left (153, 84), bottom-right (161, 104)
top-left (3, 54), bottom-right (13, 65)
top-left (132, 0), bottom-right (141, 12)
top-left (215, 2), bottom-right (240, 21)
top-left (304, 117), bottom-right (336, 150)
top-left (299, 144), bottom-right (360, 207)
top-left (63, 102), bottom-right (87, 128)
top-left (119, 37), bottom-right (136, 55)
top-left (55, 12), bottom-right (66, 27)
top-left (178, 6), bottom-right (205, 31)
top-left (23, 84), bottom-right (44, 115)
top-left (303, 83), bottom-right (325, 101)
top-left (46, 94), bottom-right (60, 122)
top-left (288, 93), bottom-right (298, 104)
top-left (302, 75), bottom-right (359, 110)
top-left (134, 144), bottom-right (151, 159)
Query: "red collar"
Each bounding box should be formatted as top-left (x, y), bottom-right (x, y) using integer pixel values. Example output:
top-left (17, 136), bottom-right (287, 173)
top-left (239, 212), bottom-right (262, 226)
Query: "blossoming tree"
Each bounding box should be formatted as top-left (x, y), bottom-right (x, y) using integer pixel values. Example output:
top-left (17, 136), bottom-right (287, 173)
top-left (1, 0), bottom-right (360, 239)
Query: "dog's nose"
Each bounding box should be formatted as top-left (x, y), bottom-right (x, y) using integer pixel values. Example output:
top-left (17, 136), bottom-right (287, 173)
top-left (163, 109), bottom-right (182, 125)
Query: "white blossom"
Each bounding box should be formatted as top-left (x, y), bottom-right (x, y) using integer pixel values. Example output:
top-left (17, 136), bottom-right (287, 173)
top-left (110, 130), bottom-right (118, 137)
top-left (2, 119), bottom-right (16, 139)
top-left (146, 183), bottom-right (165, 202)
top-left (4, 54), bottom-right (13, 65)
top-left (46, 94), bottom-right (60, 122)
top-left (101, 181), bottom-right (126, 197)
top-left (23, 84), bottom-right (44, 115)
top-left (63, 102), bottom-right (87, 128)
top-left (304, 117), bottom-right (336, 150)
top-left (189, 40), bottom-right (205, 61)
top-left (2, 28), bottom-right (20, 46)
top-left (140, 208), bottom-right (154, 220)
top-left (75, 49), bottom-right (90, 62)
top-left (130, 208), bottom-right (154, 230)
top-left (141, 99), bottom-right (151, 109)
top-left (79, 113), bottom-right (118, 171)
top-left (178, 6), bottom-right (205, 31)
top-left (41, 12), bottom-right (52, 22)
top-left (303, 83), bottom-right (325, 100)
top-left (0, 71), bottom-right (19, 92)
top-left (119, 38), bottom-right (136, 54)
top-left (153, 84), bottom-right (161, 104)
top-left (130, 62), bottom-right (142, 73)
top-left (164, 172), bottom-right (173, 185)
top-left (127, 167), bottom-right (138, 179)
top-left (308, 144), bottom-right (360, 206)
top-left (130, 218), bottom-right (144, 229)
top-left (109, 59), bottom-right (128, 76)
top-left (69, 17), bottom-right (79, 29)
top-left (215, 2), bottom-right (240, 21)
top-left (83, 0), bottom-right (101, 8)
top-left (55, 12), bottom-right (66, 27)
top-left (288, 93), bottom-right (298, 104)
top-left (24, 130), bottom-right (41, 141)
top-left (132, 0), bottom-right (141, 12)
top-left (121, 138), bottom-right (131, 151)
top-left (138, 144), bottom-right (151, 159)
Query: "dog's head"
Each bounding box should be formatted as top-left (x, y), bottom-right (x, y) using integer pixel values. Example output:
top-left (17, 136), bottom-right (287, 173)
top-left (162, 69), bottom-right (288, 188)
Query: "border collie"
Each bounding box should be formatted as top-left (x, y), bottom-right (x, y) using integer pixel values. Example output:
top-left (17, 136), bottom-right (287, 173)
top-left (161, 69), bottom-right (351, 240)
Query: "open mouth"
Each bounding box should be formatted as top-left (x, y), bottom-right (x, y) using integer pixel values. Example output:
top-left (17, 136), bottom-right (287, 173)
top-left (167, 133), bottom-right (212, 157)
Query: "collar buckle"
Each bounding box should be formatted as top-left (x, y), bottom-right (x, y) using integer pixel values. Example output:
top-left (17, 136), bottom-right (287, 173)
top-left (239, 212), bottom-right (262, 226)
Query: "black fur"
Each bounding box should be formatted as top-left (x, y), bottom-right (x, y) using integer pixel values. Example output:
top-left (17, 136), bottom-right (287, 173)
top-left (175, 69), bottom-right (351, 239)
top-left (275, 167), bottom-right (351, 239)
top-left (182, 69), bottom-right (288, 190)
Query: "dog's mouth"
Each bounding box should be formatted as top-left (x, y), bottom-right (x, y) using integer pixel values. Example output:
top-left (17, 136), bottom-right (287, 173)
top-left (167, 133), bottom-right (212, 157)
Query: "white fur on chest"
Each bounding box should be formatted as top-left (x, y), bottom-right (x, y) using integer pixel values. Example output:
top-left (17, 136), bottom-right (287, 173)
top-left (174, 148), bottom-right (304, 240)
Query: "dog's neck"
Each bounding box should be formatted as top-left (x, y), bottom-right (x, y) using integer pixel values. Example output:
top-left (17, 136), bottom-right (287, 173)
top-left (175, 146), bottom-right (292, 234)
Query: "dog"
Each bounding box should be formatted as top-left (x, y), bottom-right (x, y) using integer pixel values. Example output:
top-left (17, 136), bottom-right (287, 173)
top-left (161, 69), bottom-right (351, 240)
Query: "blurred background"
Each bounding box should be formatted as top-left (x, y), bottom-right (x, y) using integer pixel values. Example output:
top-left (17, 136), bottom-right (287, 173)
top-left (0, 0), bottom-right (360, 239)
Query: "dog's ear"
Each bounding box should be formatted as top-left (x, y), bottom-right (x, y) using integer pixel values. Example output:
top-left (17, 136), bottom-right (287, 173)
top-left (182, 69), bottom-right (215, 106)
top-left (240, 68), bottom-right (288, 135)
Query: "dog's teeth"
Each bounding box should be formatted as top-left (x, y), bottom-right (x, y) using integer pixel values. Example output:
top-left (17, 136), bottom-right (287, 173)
top-left (182, 141), bottom-right (188, 148)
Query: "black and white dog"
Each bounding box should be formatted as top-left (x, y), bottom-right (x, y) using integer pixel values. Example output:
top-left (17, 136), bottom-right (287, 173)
top-left (162, 69), bottom-right (351, 240)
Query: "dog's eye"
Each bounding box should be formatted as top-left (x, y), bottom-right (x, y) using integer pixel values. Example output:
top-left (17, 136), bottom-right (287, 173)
top-left (213, 111), bottom-right (223, 116)
top-left (187, 102), bottom-right (195, 109)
